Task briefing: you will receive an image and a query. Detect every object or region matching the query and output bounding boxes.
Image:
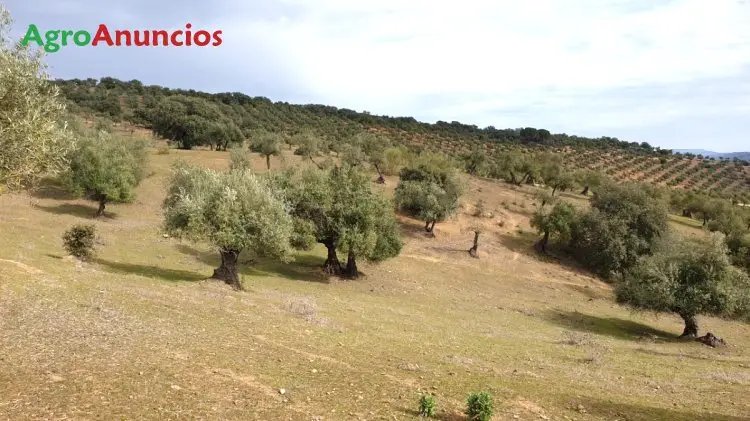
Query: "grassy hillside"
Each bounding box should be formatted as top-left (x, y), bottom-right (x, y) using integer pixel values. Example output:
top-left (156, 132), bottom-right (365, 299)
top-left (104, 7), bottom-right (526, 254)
top-left (53, 78), bottom-right (750, 202)
top-left (2, 145), bottom-right (749, 420)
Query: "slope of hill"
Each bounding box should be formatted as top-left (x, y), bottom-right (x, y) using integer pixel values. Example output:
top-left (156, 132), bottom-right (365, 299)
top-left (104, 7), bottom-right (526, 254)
top-left (2, 147), bottom-right (749, 421)
top-left (52, 77), bottom-right (750, 200)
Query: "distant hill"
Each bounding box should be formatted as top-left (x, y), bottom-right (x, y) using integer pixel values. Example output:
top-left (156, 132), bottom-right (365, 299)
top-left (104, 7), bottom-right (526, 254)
top-left (674, 149), bottom-right (750, 161)
top-left (52, 77), bottom-right (750, 201)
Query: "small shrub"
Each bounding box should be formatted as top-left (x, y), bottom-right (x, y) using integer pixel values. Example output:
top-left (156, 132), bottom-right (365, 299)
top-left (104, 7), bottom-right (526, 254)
top-left (62, 224), bottom-right (97, 260)
top-left (473, 199), bottom-right (486, 217)
top-left (156, 145), bottom-right (171, 155)
top-left (466, 392), bottom-right (494, 421)
top-left (418, 394), bottom-right (436, 417)
top-left (561, 330), bottom-right (592, 346)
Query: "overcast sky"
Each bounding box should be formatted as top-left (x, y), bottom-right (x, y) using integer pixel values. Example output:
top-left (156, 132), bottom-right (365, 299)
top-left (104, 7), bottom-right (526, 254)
top-left (6, 0), bottom-right (750, 152)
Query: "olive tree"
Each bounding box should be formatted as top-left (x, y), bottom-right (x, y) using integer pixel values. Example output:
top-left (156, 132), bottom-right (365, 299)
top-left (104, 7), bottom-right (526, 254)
top-left (575, 170), bottom-right (605, 196)
top-left (530, 202), bottom-right (578, 252)
top-left (293, 130), bottom-right (325, 169)
top-left (228, 144), bottom-right (252, 172)
top-left (492, 150), bottom-right (524, 185)
top-left (464, 147), bottom-right (489, 177)
top-left (162, 162), bottom-right (294, 290)
top-left (569, 182), bottom-right (669, 278)
top-left (270, 167), bottom-right (341, 273)
top-left (251, 129), bottom-right (281, 170)
top-left (394, 153), bottom-right (462, 232)
top-left (0, 6), bottom-right (75, 192)
top-left (332, 166), bottom-right (402, 277)
top-left (617, 232), bottom-right (750, 338)
top-left (541, 165), bottom-right (575, 198)
top-left (464, 200), bottom-right (495, 258)
top-left (64, 132), bottom-right (148, 217)
top-left (344, 132), bottom-right (390, 183)
top-left (279, 165), bottom-right (402, 278)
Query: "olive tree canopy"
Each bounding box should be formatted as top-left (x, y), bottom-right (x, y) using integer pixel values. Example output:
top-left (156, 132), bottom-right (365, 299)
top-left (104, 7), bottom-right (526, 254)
top-left (617, 232), bottom-right (750, 338)
top-left (162, 162), bottom-right (294, 289)
top-left (0, 6), bottom-right (75, 192)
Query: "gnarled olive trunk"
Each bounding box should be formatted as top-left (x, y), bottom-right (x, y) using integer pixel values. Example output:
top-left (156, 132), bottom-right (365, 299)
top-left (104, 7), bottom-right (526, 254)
top-left (374, 164), bottom-right (385, 184)
top-left (343, 250), bottom-right (359, 279)
top-left (509, 172), bottom-right (520, 185)
top-left (680, 313), bottom-right (698, 338)
top-left (96, 200), bottom-right (106, 218)
top-left (212, 249), bottom-right (242, 290)
top-left (424, 220), bottom-right (436, 233)
top-left (581, 185), bottom-right (589, 196)
top-left (468, 231), bottom-right (480, 258)
top-left (536, 230), bottom-right (550, 253)
top-left (682, 209), bottom-right (693, 218)
top-left (322, 238), bottom-right (342, 275)
top-left (93, 194), bottom-right (107, 218)
top-left (266, 154), bottom-right (271, 170)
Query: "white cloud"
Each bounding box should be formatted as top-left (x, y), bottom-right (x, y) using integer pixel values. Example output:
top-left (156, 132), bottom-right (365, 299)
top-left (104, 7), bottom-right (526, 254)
top-left (210, 0), bottom-right (750, 150)
top-left (216, 0), bottom-right (750, 105)
top-left (9, 0), bottom-right (750, 150)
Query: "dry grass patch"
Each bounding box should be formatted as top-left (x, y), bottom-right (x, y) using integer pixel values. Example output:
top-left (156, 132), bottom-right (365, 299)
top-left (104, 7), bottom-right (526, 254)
top-left (1, 148), bottom-right (749, 420)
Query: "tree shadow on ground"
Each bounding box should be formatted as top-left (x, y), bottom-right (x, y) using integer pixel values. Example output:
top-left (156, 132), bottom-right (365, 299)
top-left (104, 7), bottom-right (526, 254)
top-left (397, 407), bottom-right (466, 421)
top-left (496, 231), bottom-right (599, 277)
top-left (92, 258), bottom-right (205, 283)
top-left (496, 231), bottom-right (546, 258)
top-left (543, 309), bottom-right (681, 342)
top-left (634, 347), bottom-right (737, 362)
top-left (563, 284), bottom-right (612, 301)
top-left (395, 215), bottom-right (437, 240)
top-left (575, 396), bottom-right (750, 421)
top-left (175, 244), bottom-right (329, 284)
top-left (426, 244), bottom-right (471, 253)
top-left (33, 203), bottom-right (117, 219)
top-left (27, 178), bottom-right (77, 200)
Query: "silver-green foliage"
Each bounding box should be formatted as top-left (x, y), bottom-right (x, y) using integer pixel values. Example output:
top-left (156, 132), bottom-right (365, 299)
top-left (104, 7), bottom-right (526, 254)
top-left (617, 232), bottom-right (750, 332)
top-left (229, 145), bottom-right (252, 172)
top-left (250, 130), bottom-right (281, 169)
top-left (394, 154), bottom-right (462, 228)
top-left (395, 180), bottom-right (453, 224)
top-left (330, 165), bottom-right (402, 264)
top-left (270, 165), bottom-right (402, 276)
top-left (162, 162), bottom-right (293, 260)
top-left (64, 132), bottom-right (148, 209)
top-left (0, 5), bottom-right (75, 192)
top-left (530, 201), bottom-right (578, 247)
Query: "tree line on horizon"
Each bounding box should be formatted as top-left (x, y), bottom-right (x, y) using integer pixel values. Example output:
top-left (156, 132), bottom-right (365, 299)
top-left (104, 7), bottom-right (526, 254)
top-left (53, 76), bottom-right (685, 154)
top-left (51, 76), bottom-right (750, 201)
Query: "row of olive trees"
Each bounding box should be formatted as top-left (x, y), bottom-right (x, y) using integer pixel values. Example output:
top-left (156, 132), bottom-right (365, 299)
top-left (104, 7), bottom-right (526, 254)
top-left (667, 189), bottom-right (750, 272)
top-left (530, 181), bottom-right (750, 338)
top-left (462, 148), bottom-right (606, 198)
top-left (161, 160), bottom-right (403, 290)
top-left (227, 127), bottom-right (416, 186)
